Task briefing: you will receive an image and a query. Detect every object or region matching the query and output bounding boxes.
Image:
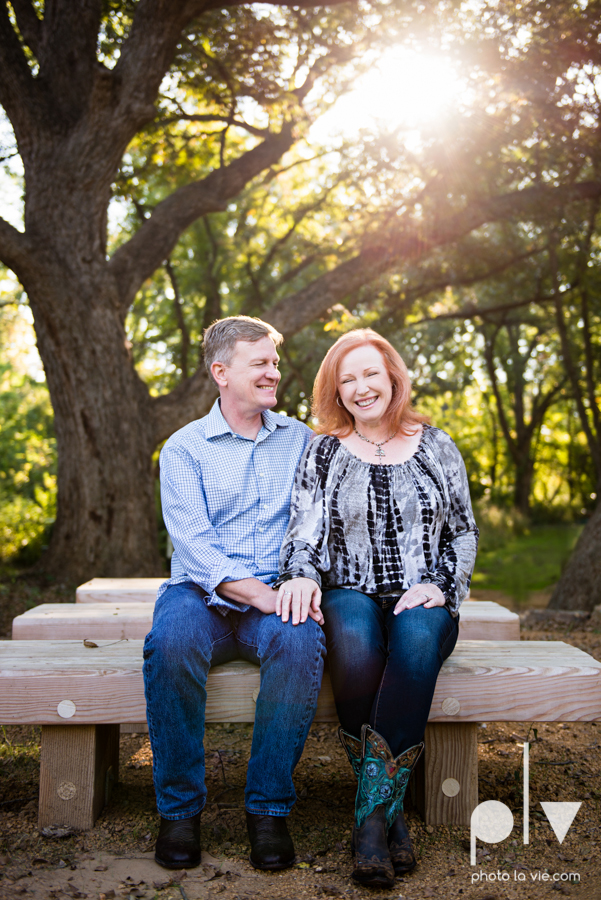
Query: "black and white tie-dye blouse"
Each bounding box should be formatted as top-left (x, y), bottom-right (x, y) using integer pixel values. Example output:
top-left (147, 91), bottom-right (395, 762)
top-left (277, 424), bottom-right (479, 616)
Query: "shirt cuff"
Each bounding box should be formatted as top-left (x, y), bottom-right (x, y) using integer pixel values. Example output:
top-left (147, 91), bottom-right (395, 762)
top-left (205, 589), bottom-right (251, 615)
top-left (202, 561), bottom-right (259, 615)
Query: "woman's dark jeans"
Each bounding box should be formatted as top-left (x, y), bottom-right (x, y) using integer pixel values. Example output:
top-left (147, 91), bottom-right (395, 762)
top-left (321, 588), bottom-right (459, 757)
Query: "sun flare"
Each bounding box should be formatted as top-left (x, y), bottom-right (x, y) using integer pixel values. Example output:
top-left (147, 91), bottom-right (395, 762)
top-left (310, 48), bottom-right (468, 142)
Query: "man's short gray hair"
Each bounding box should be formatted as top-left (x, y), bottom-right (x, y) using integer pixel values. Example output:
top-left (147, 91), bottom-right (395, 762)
top-left (203, 316), bottom-right (283, 380)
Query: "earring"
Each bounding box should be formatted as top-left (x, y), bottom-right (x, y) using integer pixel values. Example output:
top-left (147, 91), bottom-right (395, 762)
top-left (336, 396), bottom-right (343, 407)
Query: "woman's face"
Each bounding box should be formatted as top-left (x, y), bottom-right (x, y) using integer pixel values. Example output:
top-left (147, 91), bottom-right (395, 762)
top-left (337, 344), bottom-right (394, 430)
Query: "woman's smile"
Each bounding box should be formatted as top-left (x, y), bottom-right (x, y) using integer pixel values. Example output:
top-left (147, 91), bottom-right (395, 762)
top-left (356, 396), bottom-right (378, 408)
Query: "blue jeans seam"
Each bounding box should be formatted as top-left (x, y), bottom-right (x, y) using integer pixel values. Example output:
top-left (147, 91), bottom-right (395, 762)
top-left (235, 635), bottom-right (260, 654)
top-left (210, 630), bottom-right (236, 655)
top-left (159, 800), bottom-right (206, 821)
top-left (245, 806), bottom-right (288, 816)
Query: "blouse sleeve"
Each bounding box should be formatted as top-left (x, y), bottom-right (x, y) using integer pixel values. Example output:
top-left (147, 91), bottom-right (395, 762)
top-left (275, 436), bottom-right (337, 588)
top-left (425, 434), bottom-right (479, 615)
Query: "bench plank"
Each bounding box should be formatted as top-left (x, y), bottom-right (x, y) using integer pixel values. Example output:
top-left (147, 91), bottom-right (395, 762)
top-left (13, 600), bottom-right (520, 642)
top-left (1, 641), bottom-right (599, 724)
top-left (76, 579), bottom-right (163, 603)
top-left (12, 604), bottom-right (154, 641)
top-left (458, 600), bottom-right (520, 640)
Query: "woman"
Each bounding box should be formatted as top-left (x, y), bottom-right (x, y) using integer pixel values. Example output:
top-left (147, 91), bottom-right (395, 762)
top-left (275, 329), bottom-right (478, 888)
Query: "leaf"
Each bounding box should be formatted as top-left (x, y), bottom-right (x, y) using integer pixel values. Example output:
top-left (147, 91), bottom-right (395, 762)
top-left (83, 639), bottom-right (98, 648)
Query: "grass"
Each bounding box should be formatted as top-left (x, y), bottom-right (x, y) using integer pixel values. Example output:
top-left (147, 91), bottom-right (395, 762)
top-left (471, 522), bottom-right (583, 602)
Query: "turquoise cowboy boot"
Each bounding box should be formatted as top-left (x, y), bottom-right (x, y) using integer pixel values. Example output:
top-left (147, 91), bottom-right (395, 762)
top-left (340, 726), bottom-right (393, 885)
top-left (350, 725), bottom-right (423, 886)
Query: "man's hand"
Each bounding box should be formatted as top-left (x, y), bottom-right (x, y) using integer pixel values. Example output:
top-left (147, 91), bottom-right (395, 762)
top-left (276, 577), bottom-right (323, 626)
top-left (216, 578), bottom-right (277, 615)
top-left (393, 582), bottom-right (446, 614)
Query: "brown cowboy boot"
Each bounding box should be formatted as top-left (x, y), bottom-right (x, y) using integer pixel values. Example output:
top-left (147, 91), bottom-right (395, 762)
top-left (388, 808), bottom-right (417, 874)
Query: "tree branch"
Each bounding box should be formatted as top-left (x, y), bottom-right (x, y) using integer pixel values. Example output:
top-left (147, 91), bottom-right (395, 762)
top-left (10, 0), bottom-right (41, 57)
top-left (152, 368), bottom-right (218, 445)
top-left (263, 180), bottom-right (601, 339)
top-left (156, 113), bottom-right (271, 139)
top-left (0, 215), bottom-right (32, 274)
top-left (201, 217), bottom-right (222, 335)
top-left (379, 244), bottom-right (545, 324)
top-left (165, 259), bottom-right (190, 381)
top-left (111, 0), bottom-right (247, 132)
top-left (151, 178), bottom-right (601, 441)
top-left (576, 200), bottom-right (601, 442)
top-left (483, 329), bottom-right (518, 461)
top-left (109, 122), bottom-right (296, 314)
top-left (0, 1), bottom-right (40, 139)
top-left (409, 293), bottom-right (556, 325)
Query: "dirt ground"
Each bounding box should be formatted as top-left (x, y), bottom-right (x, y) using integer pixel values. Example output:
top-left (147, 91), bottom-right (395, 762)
top-left (0, 581), bottom-right (600, 900)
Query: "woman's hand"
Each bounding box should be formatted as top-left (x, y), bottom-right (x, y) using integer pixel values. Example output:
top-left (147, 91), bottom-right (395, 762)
top-left (393, 583), bottom-right (446, 615)
top-left (276, 577), bottom-right (323, 626)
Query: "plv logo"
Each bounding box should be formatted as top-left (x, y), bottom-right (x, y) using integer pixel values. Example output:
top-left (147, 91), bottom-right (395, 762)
top-left (470, 742), bottom-right (582, 865)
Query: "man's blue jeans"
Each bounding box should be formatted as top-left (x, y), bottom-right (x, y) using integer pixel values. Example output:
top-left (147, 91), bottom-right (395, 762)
top-left (143, 582), bottom-right (326, 820)
top-left (321, 588), bottom-right (459, 757)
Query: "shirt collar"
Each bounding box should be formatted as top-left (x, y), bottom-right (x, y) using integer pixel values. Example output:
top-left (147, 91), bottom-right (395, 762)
top-left (205, 399), bottom-right (291, 440)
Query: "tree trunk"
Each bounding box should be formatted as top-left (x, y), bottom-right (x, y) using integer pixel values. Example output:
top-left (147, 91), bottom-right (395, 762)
top-left (513, 455), bottom-right (534, 517)
top-left (14, 130), bottom-right (171, 581)
top-left (25, 254), bottom-right (165, 582)
top-left (548, 498), bottom-right (601, 612)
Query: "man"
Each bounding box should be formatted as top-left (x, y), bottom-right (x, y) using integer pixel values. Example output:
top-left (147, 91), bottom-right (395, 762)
top-left (143, 316), bottom-right (325, 872)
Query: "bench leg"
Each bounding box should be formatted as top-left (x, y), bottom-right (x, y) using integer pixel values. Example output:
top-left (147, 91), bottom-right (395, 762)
top-left (38, 724), bottom-right (120, 831)
top-left (413, 723), bottom-right (478, 825)
top-left (120, 722), bottom-right (148, 734)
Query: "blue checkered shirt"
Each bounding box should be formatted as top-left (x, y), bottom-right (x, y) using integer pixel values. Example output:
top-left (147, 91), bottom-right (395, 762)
top-left (158, 400), bottom-right (312, 613)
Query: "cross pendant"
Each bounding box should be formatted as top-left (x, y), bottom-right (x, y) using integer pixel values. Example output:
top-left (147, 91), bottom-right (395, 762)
top-left (376, 446), bottom-right (385, 458)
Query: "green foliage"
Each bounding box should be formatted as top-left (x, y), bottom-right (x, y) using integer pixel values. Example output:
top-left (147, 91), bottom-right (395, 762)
top-left (3, 0), bottom-right (601, 572)
top-left (0, 724), bottom-right (40, 765)
top-left (0, 305), bottom-right (56, 564)
top-left (471, 521), bottom-right (583, 602)
top-left (108, 0), bottom-right (600, 523)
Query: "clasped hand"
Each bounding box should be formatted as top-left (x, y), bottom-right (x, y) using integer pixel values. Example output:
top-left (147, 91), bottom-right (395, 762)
top-left (393, 582), bottom-right (446, 614)
top-left (276, 577), bottom-right (323, 626)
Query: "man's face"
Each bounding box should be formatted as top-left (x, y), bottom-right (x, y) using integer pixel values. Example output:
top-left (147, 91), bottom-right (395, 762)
top-left (221, 336), bottom-right (281, 415)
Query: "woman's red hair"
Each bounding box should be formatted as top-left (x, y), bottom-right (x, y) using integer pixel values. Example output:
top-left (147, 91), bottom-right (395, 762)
top-left (312, 329), bottom-right (429, 437)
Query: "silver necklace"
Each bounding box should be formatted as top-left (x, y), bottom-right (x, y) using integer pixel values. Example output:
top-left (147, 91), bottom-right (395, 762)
top-left (354, 426), bottom-right (398, 458)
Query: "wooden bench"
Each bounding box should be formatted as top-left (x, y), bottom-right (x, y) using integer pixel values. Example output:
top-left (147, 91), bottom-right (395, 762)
top-left (1, 640), bottom-right (599, 832)
top-left (10, 597), bottom-right (522, 813)
top-left (76, 578), bottom-right (164, 603)
top-left (12, 599), bottom-right (521, 642)
top-left (12, 598), bottom-right (520, 736)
